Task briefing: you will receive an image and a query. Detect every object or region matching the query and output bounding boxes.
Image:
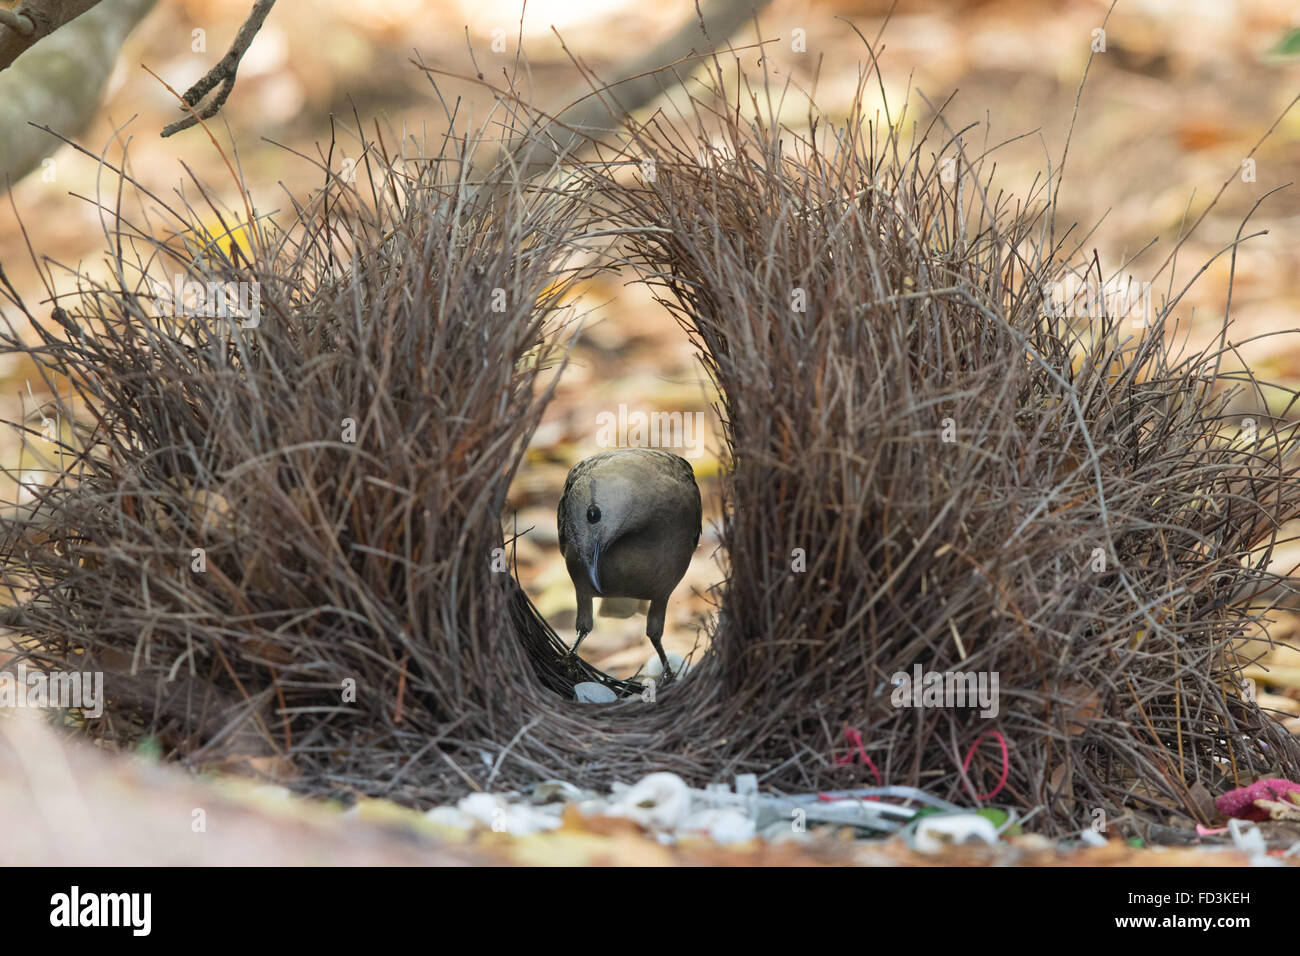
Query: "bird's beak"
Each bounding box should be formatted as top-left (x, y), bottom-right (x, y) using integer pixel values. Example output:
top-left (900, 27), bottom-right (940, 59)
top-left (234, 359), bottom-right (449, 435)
top-left (586, 539), bottom-right (602, 595)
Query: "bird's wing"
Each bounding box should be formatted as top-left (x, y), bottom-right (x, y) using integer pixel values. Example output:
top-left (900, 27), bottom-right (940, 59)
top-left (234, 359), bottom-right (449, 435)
top-left (556, 491), bottom-right (568, 555)
top-left (651, 450), bottom-right (703, 543)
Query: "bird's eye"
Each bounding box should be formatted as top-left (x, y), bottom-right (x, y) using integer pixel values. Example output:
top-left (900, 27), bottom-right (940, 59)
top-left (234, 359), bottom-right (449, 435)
top-left (586, 505), bottom-right (601, 523)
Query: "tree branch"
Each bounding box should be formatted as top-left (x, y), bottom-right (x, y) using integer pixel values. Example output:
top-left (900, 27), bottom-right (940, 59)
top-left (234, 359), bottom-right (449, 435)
top-left (0, 0), bottom-right (103, 71)
top-left (0, 0), bottom-right (155, 182)
top-left (160, 0), bottom-right (275, 137)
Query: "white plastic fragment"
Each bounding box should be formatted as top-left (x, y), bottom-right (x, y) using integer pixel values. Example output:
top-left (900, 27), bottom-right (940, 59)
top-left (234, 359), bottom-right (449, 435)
top-left (457, 792), bottom-right (509, 827)
top-left (679, 808), bottom-right (756, 844)
top-left (421, 778), bottom-right (1074, 852)
top-left (703, 782), bottom-right (732, 804)
top-left (449, 792), bottom-right (561, 836)
top-left (910, 812), bottom-right (999, 854)
top-left (496, 805), bottom-right (562, 836)
top-left (424, 805), bottom-right (474, 829)
top-left (761, 820), bottom-right (814, 843)
top-left (1227, 818), bottom-right (1281, 867)
top-left (1078, 828), bottom-right (1107, 847)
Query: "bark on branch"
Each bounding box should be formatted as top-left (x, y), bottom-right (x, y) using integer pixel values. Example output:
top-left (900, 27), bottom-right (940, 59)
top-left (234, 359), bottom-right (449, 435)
top-left (0, 0), bottom-right (103, 70)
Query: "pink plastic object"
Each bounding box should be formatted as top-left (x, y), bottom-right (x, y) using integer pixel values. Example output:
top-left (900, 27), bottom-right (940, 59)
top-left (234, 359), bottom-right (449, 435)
top-left (1214, 777), bottom-right (1300, 822)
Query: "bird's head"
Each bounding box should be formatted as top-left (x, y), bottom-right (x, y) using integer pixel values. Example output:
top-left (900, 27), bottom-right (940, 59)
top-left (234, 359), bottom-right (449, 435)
top-left (561, 469), bottom-right (643, 595)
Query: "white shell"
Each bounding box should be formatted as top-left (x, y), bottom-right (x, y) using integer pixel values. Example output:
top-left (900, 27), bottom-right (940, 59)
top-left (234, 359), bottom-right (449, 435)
top-left (641, 652), bottom-right (691, 681)
top-left (609, 772), bottom-right (692, 829)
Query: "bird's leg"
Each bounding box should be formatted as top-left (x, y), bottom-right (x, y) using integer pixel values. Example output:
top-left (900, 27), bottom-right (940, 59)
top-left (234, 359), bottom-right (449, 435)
top-left (646, 598), bottom-right (675, 682)
top-left (568, 592), bottom-right (594, 659)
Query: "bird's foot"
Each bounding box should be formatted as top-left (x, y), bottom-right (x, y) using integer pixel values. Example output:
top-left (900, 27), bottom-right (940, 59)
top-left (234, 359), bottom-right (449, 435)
top-left (564, 631), bottom-right (590, 666)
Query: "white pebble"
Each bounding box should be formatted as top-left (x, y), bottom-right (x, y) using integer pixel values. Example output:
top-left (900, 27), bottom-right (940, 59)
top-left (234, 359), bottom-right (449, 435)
top-left (574, 681), bottom-right (617, 703)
